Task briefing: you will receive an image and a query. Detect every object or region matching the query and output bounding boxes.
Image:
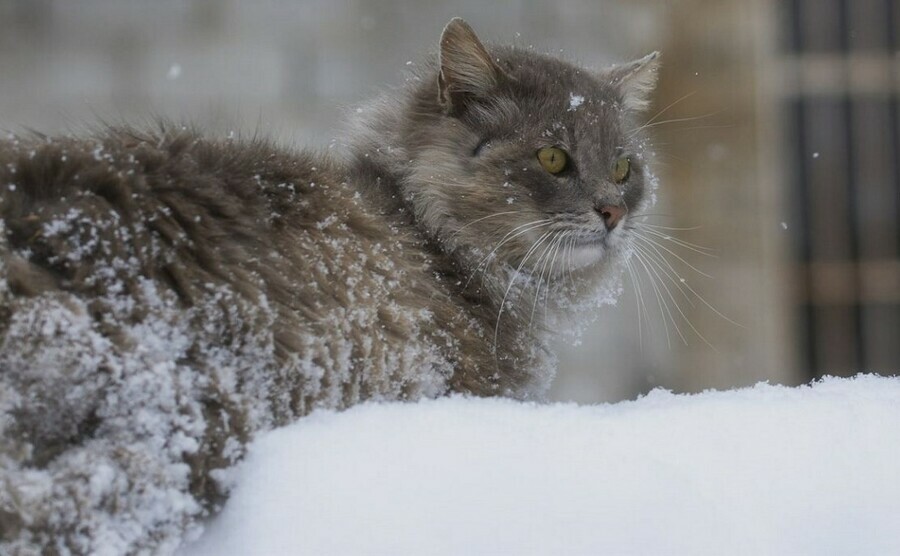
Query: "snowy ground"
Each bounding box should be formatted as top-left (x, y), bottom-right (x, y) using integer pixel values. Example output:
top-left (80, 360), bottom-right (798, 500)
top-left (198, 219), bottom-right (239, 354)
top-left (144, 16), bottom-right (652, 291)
top-left (180, 375), bottom-right (900, 555)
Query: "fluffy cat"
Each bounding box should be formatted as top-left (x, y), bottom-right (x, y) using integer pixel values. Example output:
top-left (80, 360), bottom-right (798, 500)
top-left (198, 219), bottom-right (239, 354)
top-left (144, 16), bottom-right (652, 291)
top-left (0, 18), bottom-right (659, 555)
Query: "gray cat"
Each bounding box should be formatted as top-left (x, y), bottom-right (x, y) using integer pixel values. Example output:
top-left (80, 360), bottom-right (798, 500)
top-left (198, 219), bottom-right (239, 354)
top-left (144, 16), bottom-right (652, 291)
top-left (0, 18), bottom-right (659, 555)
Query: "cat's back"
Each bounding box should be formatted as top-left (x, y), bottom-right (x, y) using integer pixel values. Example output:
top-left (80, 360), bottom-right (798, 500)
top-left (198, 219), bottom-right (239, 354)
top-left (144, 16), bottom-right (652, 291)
top-left (0, 125), bottom-right (412, 309)
top-left (0, 126), bottom-right (463, 553)
top-left (0, 126), bottom-right (455, 434)
top-left (0, 127), bottom-right (312, 297)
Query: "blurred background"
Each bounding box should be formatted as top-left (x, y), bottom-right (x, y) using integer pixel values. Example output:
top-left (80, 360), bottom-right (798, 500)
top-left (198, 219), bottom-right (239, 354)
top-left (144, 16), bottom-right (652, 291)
top-left (0, 0), bottom-right (897, 403)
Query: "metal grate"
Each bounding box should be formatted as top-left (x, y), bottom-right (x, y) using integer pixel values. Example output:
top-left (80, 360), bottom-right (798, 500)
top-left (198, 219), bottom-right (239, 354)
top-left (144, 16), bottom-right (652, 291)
top-left (783, 0), bottom-right (900, 378)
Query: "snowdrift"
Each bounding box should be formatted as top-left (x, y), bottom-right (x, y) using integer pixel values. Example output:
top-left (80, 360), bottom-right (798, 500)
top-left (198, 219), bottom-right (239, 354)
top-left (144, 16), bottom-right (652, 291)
top-left (181, 375), bottom-right (900, 555)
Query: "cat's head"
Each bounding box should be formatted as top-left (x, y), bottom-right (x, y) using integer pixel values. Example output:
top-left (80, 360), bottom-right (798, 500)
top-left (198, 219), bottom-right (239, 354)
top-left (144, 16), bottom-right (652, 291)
top-left (365, 18), bottom-right (659, 296)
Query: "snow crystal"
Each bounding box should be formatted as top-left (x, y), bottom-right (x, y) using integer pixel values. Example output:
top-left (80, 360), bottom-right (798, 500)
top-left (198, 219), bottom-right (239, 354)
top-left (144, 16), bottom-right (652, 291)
top-left (167, 64), bottom-right (182, 80)
top-left (812, 152), bottom-right (820, 159)
top-left (568, 93), bottom-right (584, 111)
top-left (181, 375), bottom-right (900, 555)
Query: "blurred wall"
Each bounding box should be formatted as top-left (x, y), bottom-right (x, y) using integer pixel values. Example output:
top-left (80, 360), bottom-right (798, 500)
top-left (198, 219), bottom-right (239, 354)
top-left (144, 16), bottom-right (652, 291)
top-left (0, 0), bottom-right (661, 141)
top-left (777, 0), bottom-right (900, 380)
top-left (5, 0), bottom-right (875, 403)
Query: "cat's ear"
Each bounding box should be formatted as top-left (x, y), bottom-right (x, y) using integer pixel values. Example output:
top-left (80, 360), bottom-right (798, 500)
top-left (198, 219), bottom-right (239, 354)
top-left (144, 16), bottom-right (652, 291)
top-left (438, 18), bottom-right (505, 113)
top-left (607, 52), bottom-right (661, 113)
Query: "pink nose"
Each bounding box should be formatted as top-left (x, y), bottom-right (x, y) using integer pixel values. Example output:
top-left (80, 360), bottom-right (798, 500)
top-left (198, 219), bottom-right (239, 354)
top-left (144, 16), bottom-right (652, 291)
top-left (597, 205), bottom-right (625, 230)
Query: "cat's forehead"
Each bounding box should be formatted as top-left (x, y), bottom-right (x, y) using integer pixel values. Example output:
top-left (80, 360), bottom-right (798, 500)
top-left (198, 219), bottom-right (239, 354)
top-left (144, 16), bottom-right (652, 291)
top-left (502, 50), bottom-right (619, 104)
top-left (498, 49), bottom-right (626, 130)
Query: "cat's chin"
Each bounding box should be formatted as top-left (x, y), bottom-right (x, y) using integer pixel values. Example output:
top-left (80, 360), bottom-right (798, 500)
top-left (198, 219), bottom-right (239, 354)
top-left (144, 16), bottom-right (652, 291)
top-left (566, 229), bottom-right (628, 271)
top-left (568, 240), bottom-right (609, 270)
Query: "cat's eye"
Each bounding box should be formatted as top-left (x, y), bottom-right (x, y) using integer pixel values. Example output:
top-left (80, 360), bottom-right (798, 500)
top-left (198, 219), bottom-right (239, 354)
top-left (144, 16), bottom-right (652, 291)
top-left (613, 155), bottom-right (631, 183)
top-left (537, 147), bottom-right (568, 174)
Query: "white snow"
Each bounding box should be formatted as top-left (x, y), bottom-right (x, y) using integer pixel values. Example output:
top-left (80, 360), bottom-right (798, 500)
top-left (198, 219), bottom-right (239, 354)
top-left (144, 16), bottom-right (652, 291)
top-left (568, 93), bottom-right (585, 111)
top-left (167, 64), bottom-right (182, 80)
top-left (181, 375), bottom-right (900, 556)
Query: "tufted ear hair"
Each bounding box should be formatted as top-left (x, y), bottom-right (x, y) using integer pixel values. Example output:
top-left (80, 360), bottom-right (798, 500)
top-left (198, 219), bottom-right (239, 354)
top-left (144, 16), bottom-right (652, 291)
top-left (437, 18), bottom-right (506, 114)
top-left (607, 51), bottom-right (661, 113)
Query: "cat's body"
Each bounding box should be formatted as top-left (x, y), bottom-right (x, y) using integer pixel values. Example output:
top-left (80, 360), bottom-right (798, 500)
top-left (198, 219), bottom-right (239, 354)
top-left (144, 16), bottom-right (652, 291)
top-left (0, 19), bottom-right (659, 554)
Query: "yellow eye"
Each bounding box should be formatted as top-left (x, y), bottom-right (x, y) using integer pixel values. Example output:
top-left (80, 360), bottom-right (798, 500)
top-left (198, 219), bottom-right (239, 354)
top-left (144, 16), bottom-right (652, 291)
top-left (613, 156), bottom-right (631, 183)
top-left (537, 147), bottom-right (568, 174)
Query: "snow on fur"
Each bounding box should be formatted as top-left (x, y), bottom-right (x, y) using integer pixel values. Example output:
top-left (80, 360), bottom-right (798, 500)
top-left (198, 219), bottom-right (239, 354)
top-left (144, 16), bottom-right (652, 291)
top-left (182, 375), bottom-right (900, 555)
top-left (0, 208), bottom-right (279, 554)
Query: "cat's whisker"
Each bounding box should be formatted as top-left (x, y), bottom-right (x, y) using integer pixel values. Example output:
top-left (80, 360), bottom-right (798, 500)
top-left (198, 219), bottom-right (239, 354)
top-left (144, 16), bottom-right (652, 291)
top-left (528, 231), bottom-right (561, 329)
top-left (656, 124), bottom-right (735, 133)
top-left (543, 230), bottom-right (570, 321)
top-left (642, 231), bottom-right (715, 258)
top-left (563, 234), bottom-right (578, 291)
top-left (632, 90), bottom-right (698, 135)
top-left (526, 233), bottom-right (553, 326)
top-left (630, 244), bottom-right (674, 348)
top-left (632, 221), bottom-right (708, 239)
top-left (463, 219), bottom-right (551, 291)
top-left (643, 244), bottom-right (697, 309)
top-left (634, 243), bottom-right (688, 346)
top-left (628, 111), bottom-right (721, 138)
top-left (635, 242), bottom-right (691, 346)
top-left (493, 231), bottom-right (554, 354)
top-left (631, 231), bottom-right (714, 278)
top-left (645, 152), bottom-right (686, 165)
top-left (472, 220), bottom-right (555, 290)
top-left (630, 237), bottom-right (696, 308)
top-left (632, 234), bottom-right (711, 312)
top-left (559, 232), bottom-right (574, 291)
top-left (630, 212), bottom-right (680, 221)
top-left (451, 210), bottom-right (524, 236)
top-left (631, 224), bottom-right (716, 256)
top-left (484, 219), bottom-right (551, 255)
top-left (623, 256), bottom-right (646, 350)
top-left (631, 241), bottom-right (709, 348)
top-left (530, 231), bottom-right (568, 329)
top-left (632, 234), bottom-right (745, 329)
top-left (632, 221), bottom-right (703, 232)
top-left (626, 247), bottom-right (656, 332)
top-left (634, 112), bottom-right (721, 130)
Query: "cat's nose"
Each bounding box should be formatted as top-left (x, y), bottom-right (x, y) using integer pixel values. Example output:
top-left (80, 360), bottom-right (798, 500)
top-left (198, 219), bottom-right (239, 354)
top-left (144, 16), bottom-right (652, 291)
top-left (596, 204), bottom-right (626, 230)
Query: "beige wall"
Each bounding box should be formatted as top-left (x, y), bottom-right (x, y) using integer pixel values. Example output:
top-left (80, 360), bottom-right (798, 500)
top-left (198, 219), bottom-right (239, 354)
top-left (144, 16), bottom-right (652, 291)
top-left (647, 0), bottom-right (797, 392)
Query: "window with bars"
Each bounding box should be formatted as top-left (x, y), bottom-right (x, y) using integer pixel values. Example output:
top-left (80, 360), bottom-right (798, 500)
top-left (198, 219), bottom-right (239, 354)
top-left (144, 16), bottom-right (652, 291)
top-left (782, 0), bottom-right (900, 379)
